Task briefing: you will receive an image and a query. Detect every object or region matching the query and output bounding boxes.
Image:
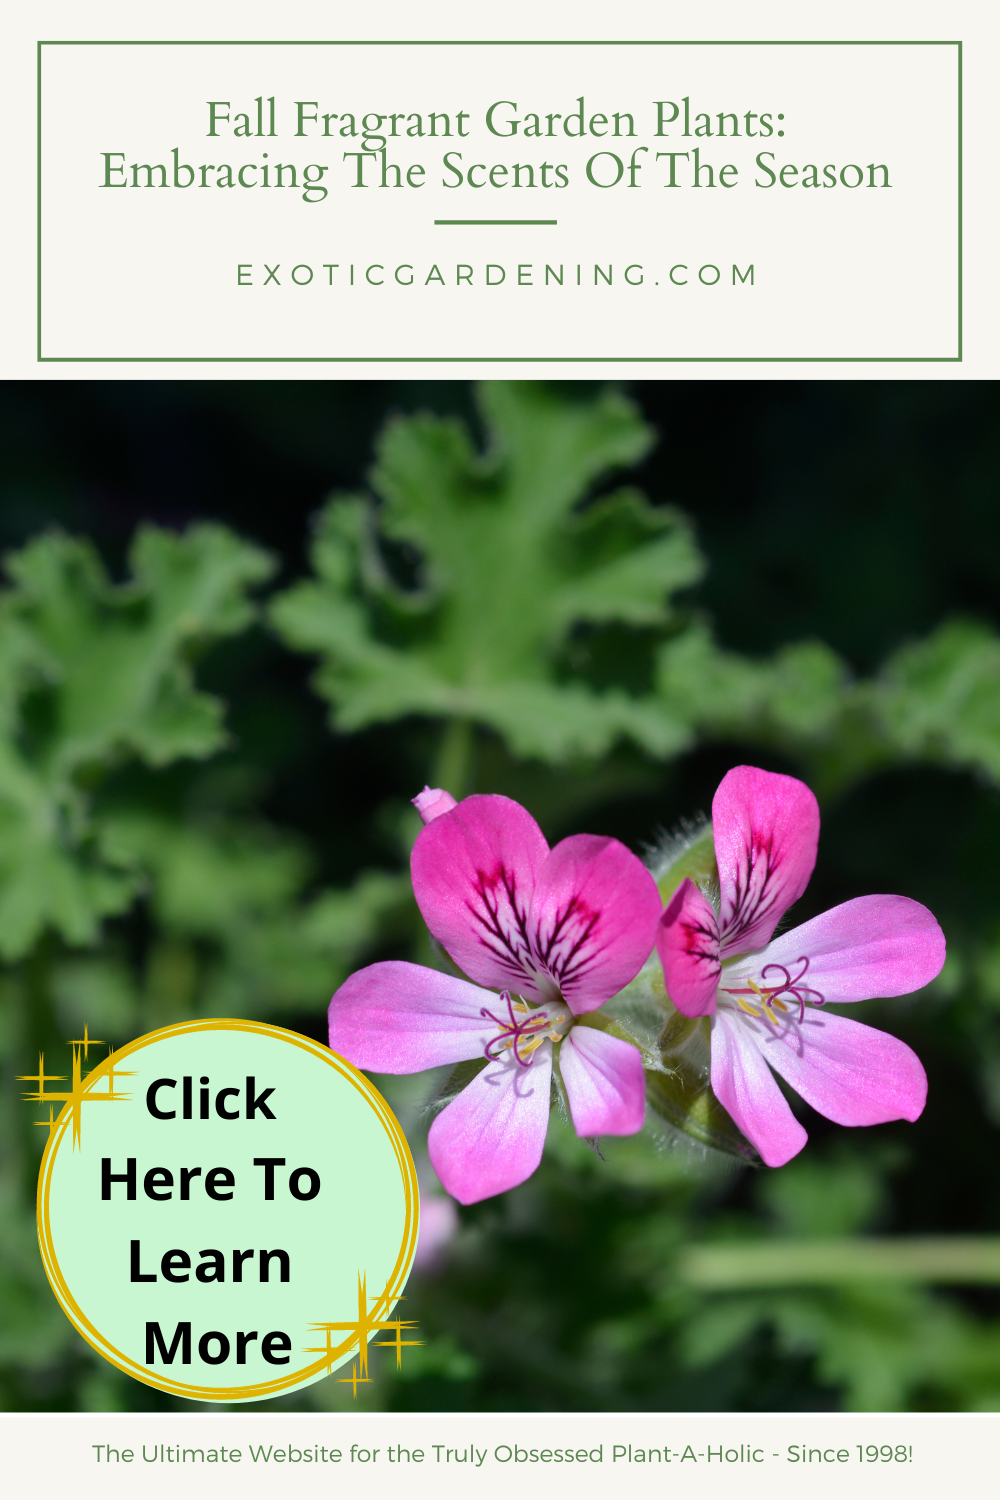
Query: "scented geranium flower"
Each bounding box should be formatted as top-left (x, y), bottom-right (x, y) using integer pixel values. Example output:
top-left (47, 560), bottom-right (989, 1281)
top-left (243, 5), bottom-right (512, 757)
top-left (655, 766), bottom-right (945, 1168)
top-left (329, 789), bottom-right (662, 1204)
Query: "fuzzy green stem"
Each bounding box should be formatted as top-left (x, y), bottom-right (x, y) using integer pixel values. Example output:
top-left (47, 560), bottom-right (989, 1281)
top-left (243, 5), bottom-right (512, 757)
top-left (433, 717), bottom-right (475, 800)
top-left (678, 1236), bottom-right (1000, 1288)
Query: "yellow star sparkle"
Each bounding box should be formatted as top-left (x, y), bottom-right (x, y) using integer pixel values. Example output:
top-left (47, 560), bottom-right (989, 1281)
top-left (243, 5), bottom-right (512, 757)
top-left (19, 1027), bottom-right (133, 1148)
top-left (337, 1362), bottom-right (372, 1395)
top-left (374, 1316), bottom-right (423, 1369)
top-left (304, 1271), bottom-right (422, 1394)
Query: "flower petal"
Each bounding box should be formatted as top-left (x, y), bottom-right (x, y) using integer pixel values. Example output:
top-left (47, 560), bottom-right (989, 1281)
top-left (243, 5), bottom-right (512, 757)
top-left (411, 794), bottom-right (551, 997)
top-left (710, 1008), bottom-right (808, 1167)
top-left (655, 877), bottom-right (722, 1017)
top-left (758, 1007), bottom-right (927, 1127)
top-left (735, 894), bottom-right (946, 1004)
top-left (328, 961), bottom-right (492, 1072)
top-left (560, 1025), bottom-right (646, 1136)
top-left (528, 833), bottom-right (663, 1013)
top-left (713, 765), bottom-right (820, 955)
top-left (428, 1048), bottom-right (553, 1204)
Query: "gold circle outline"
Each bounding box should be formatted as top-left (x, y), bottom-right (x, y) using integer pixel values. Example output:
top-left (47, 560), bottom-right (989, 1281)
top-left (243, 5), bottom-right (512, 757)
top-left (37, 1019), bottom-right (419, 1403)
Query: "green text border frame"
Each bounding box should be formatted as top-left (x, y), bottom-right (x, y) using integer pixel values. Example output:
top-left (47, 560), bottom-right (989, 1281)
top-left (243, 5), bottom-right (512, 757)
top-left (36, 39), bottom-right (963, 363)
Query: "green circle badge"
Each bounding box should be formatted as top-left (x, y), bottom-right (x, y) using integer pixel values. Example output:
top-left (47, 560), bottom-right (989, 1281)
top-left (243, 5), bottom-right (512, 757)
top-left (35, 1021), bottom-right (419, 1402)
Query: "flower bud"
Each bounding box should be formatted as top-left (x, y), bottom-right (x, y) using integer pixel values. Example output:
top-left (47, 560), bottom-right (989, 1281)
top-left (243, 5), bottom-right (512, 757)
top-left (412, 785), bottom-right (458, 824)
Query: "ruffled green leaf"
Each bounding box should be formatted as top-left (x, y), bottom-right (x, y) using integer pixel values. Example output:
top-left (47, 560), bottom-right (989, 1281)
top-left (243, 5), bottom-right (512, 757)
top-left (871, 618), bottom-right (1000, 782)
top-left (655, 616), bottom-right (1000, 796)
top-left (0, 525), bottom-right (274, 957)
top-left (271, 384), bottom-right (702, 765)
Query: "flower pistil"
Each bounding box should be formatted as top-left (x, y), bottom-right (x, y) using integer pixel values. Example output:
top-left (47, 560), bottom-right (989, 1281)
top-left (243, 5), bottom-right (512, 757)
top-left (721, 956), bottom-right (824, 1024)
top-left (480, 991), bottom-right (573, 1066)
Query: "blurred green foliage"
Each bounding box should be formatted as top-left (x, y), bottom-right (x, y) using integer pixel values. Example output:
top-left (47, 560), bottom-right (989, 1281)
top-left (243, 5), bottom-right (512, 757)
top-left (1, 380), bottom-right (1000, 1414)
top-left (0, 525), bottom-right (273, 956)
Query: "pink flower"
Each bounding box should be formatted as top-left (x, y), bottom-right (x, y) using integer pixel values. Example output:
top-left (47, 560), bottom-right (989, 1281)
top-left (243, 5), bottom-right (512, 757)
top-left (655, 766), bottom-right (946, 1167)
top-left (329, 791), bottom-right (662, 1203)
top-left (413, 1193), bottom-right (459, 1274)
top-left (412, 1161), bottom-right (460, 1274)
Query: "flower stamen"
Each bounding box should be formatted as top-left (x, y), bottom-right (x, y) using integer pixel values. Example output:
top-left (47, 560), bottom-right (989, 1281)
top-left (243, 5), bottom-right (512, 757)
top-left (736, 997), bottom-right (765, 1019)
top-left (722, 956), bottom-right (825, 1023)
top-left (481, 991), bottom-right (557, 1068)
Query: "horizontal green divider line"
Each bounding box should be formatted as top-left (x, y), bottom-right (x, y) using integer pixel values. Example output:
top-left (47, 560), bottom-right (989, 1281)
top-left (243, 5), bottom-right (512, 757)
top-left (678, 1237), bottom-right (1000, 1287)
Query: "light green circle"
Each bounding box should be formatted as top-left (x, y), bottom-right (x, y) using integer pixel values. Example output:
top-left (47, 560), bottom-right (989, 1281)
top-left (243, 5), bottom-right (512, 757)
top-left (38, 1021), bottom-right (418, 1403)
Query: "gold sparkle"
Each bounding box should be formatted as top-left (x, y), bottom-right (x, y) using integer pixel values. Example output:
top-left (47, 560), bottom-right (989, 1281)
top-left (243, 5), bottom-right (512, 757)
top-left (19, 1028), bottom-right (133, 1148)
top-left (374, 1316), bottom-right (424, 1370)
top-left (304, 1271), bottom-right (423, 1395)
top-left (337, 1362), bottom-right (371, 1396)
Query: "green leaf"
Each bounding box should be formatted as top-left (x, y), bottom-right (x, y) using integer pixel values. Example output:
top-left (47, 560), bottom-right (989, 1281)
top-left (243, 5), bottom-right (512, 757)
top-left (0, 1180), bottom-right (77, 1367)
top-left (4, 525), bottom-right (274, 772)
top-left (49, 957), bottom-right (140, 1037)
top-left (97, 805), bottom-right (415, 1022)
top-left (271, 383), bottom-right (702, 765)
top-left (0, 525), bottom-right (274, 958)
top-left (102, 810), bottom-right (309, 938)
top-left (655, 617), bottom-right (1000, 796)
top-left (680, 1281), bottom-right (984, 1411)
top-left (198, 878), bottom-right (414, 1020)
top-left (656, 623), bottom-right (850, 746)
top-left (298, 870), bottom-right (415, 960)
top-left (0, 786), bottom-right (137, 956)
top-left (871, 618), bottom-right (1000, 783)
